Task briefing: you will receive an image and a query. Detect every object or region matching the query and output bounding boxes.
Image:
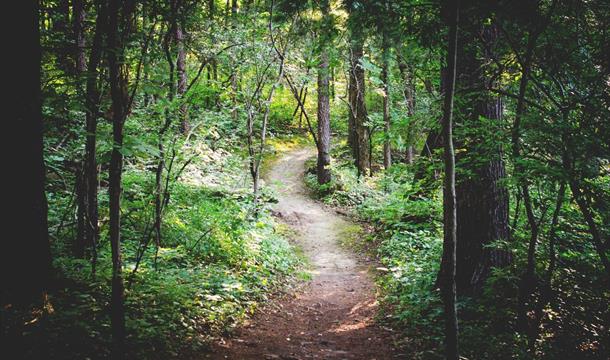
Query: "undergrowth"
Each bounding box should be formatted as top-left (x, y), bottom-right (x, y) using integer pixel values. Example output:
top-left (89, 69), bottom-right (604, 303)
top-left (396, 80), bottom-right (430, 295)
top-left (305, 143), bottom-right (609, 360)
top-left (21, 138), bottom-right (304, 360)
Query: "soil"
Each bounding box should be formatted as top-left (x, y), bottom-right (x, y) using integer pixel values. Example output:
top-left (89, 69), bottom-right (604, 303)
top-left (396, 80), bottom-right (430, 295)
top-left (208, 147), bottom-right (402, 359)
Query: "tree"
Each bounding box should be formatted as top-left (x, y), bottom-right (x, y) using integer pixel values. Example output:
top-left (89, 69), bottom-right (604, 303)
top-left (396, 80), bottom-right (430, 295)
top-left (440, 1), bottom-right (460, 358)
top-left (82, 0), bottom-right (107, 272)
top-left (316, 0), bottom-right (331, 185)
top-left (379, 0), bottom-right (392, 170)
top-left (5, 0), bottom-right (52, 307)
top-left (453, 7), bottom-right (510, 295)
top-left (106, 0), bottom-right (136, 357)
top-left (174, 0), bottom-right (189, 134)
top-left (346, 0), bottom-right (369, 177)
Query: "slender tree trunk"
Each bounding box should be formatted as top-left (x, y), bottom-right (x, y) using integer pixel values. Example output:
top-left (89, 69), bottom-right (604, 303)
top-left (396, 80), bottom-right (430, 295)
top-left (84, 1), bottom-right (106, 274)
top-left (346, 0), bottom-right (368, 172)
top-left (440, 1), bottom-right (460, 358)
top-left (330, 66), bottom-right (335, 98)
top-left (75, 165), bottom-right (87, 258)
top-left (399, 61), bottom-right (416, 164)
top-left (107, 0), bottom-right (135, 357)
top-left (73, 0), bottom-right (87, 259)
top-left (531, 181), bottom-right (565, 351)
top-left (316, 0), bottom-right (331, 185)
top-left (176, 15), bottom-right (189, 134)
top-left (53, 0), bottom-right (72, 73)
top-left (154, 27), bottom-right (177, 259)
top-left (208, 0), bottom-right (218, 83)
top-left (248, 34), bottom-right (287, 198)
top-left (348, 29), bottom-right (369, 176)
top-left (73, 0), bottom-right (87, 74)
top-left (513, 30), bottom-right (541, 336)
top-left (382, 35), bottom-right (391, 170)
top-left (229, 0), bottom-right (239, 122)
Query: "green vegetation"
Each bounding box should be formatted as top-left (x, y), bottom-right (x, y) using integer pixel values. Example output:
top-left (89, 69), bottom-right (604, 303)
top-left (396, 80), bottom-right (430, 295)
top-left (31, 139), bottom-right (303, 359)
top-left (6, 0), bottom-right (609, 359)
top-left (307, 143), bottom-right (609, 359)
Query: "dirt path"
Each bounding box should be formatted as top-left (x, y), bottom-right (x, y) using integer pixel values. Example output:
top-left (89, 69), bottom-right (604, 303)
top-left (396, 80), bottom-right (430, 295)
top-left (210, 147), bottom-right (400, 359)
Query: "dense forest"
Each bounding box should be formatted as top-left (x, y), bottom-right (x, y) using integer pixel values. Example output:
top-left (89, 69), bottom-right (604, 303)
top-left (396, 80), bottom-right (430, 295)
top-left (3, 0), bottom-right (609, 359)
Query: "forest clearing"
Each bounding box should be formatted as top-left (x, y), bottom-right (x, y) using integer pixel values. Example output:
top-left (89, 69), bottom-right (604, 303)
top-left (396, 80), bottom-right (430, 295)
top-left (4, 0), bottom-right (609, 359)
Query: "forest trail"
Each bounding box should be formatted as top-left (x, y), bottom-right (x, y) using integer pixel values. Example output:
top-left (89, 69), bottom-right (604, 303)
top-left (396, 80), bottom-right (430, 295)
top-left (209, 147), bottom-right (400, 359)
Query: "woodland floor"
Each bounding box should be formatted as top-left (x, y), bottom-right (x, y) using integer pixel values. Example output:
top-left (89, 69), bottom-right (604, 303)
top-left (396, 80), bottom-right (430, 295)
top-left (208, 147), bottom-right (403, 359)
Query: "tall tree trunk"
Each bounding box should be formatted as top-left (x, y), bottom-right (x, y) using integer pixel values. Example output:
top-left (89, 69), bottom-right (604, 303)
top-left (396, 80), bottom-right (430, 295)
top-left (154, 25), bottom-right (177, 261)
top-left (84, 1), bottom-right (106, 273)
top-left (4, 6), bottom-right (52, 358)
top-left (347, 3), bottom-right (369, 177)
top-left (174, 0), bottom-right (189, 134)
top-left (382, 35), bottom-right (391, 170)
top-left (230, 0), bottom-right (239, 122)
top-left (5, 0), bottom-right (52, 306)
top-left (73, 0), bottom-right (88, 259)
top-left (398, 61), bottom-right (416, 164)
top-left (75, 165), bottom-right (87, 258)
top-left (440, 2), bottom-right (460, 358)
top-left (347, 48), bottom-right (359, 161)
top-left (208, 0), bottom-right (218, 83)
top-left (454, 16), bottom-right (510, 295)
top-left (73, 0), bottom-right (87, 74)
top-left (513, 29), bottom-right (541, 336)
top-left (53, 0), bottom-right (72, 73)
top-left (316, 0), bottom-right (331, 185)
top-left (107, 0), bottom-right (135, 357)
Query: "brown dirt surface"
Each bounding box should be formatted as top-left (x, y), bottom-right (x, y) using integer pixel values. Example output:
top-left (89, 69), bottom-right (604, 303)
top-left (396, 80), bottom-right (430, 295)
top-left (208, 147), bottom-right (403, 359)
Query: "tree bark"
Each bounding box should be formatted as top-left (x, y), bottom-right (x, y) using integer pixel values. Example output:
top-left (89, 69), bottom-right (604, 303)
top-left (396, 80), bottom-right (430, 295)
top-left (347, 2), bottom-right (369, 177)
top-left (316, 0), bottom-right (331, 185)
top-left (440, 1), bottom-right (460, 358)
top-left (106, 0), bottom-right (135, 357)
top-left (5, 0), bottom-right (52, 305)
top-left (513, 28), bottom-right (541, 335)
top-left (453, 16), bottom-right (510, 295)
top-left (398, 61), bottom-right (416, 164)
top-left (83, 0), bottom-right (106, 273)
top-left (382, 33), bottom-right (391, 170)
top-left (174, 0), bottom-right (189, 134)
top-left (73, 0), bottom-right (87, 74)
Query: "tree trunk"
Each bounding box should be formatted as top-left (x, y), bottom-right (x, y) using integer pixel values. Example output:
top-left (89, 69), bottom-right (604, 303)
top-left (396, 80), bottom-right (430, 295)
top-left (347, 7), bottom-right (369, 177)
top-left (106, 0), bottom-right (135, 357)
top-left (453, 17), bottom-right (510, 295)
top-left (75, 165), bottom-right (87, 258)
top-left (382, 35), bottom-right (391, 170)
top-left (440, 1), bottom-right (460, 358)
top-left (53, 0), bottom-right (72, 73)
top-left (73, 0), bottom-right (87, 74)
top-left (5, 0), bottom-right (52, 305)
top-left (84, 1), bottom-right (106, 273)
top-left (398, 61), bottom-right (416, 164)
top-left (316, 0), bottom-right (331, 185)
top-left (513, 29), bottom-right (541, 336)
top-left (229, 0), bottom-right (239, 122)
top-left (175, 0), bottom-right (189, 134)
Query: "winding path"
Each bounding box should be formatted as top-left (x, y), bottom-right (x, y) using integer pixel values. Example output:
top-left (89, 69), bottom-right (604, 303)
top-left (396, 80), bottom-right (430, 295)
top-left (210, 147), bottom-right (400, 359)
